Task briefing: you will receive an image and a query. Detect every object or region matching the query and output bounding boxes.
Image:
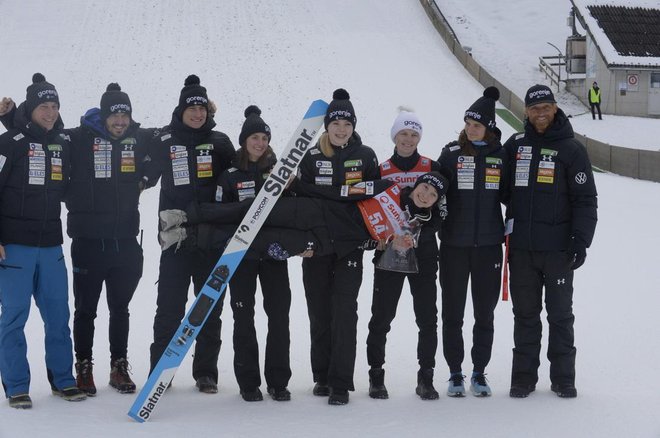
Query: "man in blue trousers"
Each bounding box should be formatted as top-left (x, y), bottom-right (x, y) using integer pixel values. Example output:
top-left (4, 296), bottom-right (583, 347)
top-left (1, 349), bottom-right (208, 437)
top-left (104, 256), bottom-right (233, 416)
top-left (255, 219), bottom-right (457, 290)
top-left (0, 73), bottom-right (87, 409)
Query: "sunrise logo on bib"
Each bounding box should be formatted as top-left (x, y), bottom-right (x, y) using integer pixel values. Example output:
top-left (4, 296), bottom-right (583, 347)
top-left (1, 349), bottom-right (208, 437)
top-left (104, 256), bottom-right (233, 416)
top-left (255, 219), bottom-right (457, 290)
top-left (358, 185), bottom-right (408, 240)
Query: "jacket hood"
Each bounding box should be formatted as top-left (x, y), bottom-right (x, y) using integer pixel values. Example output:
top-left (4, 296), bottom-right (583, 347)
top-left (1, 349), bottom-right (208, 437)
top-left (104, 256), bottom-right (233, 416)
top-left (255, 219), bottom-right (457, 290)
top-left (80, 107), bottom-right (140, 140)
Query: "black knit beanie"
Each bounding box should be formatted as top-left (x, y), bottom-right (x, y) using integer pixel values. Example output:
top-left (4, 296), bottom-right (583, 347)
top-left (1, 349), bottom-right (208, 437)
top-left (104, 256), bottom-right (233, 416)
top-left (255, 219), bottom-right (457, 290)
top-left (464, 86), bottom-right (499, 131)
top-left (239, 105), bottom-right (271, 147)
top-left (100, 83), bottom-right (132, 121)
top-left (178, 74), bottom-right (209, 110)
top-left (414, 171), bottom-right (448, 199)
top-left (324, 88), bottom-right (356, 129)
top-left (25, 73), bottom-right (59, 116)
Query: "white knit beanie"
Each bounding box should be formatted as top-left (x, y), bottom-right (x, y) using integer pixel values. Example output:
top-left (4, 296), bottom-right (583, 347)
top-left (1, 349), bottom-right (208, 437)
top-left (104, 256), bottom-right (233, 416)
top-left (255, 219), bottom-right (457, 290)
top-left (390, 106), bottom-right (423, 142)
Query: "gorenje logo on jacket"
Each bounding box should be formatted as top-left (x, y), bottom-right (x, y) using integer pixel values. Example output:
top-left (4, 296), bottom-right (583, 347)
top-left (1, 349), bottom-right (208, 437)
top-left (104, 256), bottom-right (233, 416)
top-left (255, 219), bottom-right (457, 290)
top-left (358, 184), bottom-right (407, 240)
top-left (380, 157), bottom-right (432, 188)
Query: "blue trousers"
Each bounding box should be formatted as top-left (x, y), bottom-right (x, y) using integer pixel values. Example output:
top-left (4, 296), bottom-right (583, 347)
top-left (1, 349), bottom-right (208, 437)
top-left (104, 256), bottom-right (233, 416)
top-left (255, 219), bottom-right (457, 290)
top-left (0, 244), bottom-right (75, 397)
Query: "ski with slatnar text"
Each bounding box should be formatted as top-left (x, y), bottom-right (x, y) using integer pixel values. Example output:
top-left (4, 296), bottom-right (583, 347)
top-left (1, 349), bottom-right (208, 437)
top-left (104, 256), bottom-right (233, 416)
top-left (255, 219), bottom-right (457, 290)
top-left (128, 99), bottom-right (328, 422)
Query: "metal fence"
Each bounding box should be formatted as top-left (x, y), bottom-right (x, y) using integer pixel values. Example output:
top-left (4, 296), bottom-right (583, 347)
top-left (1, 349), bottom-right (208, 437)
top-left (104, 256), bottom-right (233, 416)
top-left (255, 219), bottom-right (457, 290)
top-left (419, 0), bottom-right (660, 183)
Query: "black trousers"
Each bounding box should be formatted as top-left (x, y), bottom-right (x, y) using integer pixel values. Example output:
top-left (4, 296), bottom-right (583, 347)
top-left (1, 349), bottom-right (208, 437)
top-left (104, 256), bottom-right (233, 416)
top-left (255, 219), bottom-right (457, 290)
top-left (72, 237), bottom-right (143, 362)
top-left (150, 247), bottom-right (224, 382)
top-left (302, 249), bottom-right (364, 391)
top-left (229, 258), bottom-right (291, 391)
top-left (590, 102), bottom-right (602, 120)
top-left (509, 249), bottom-right (576, 386)
top-left (366, 249), bottom-right (438, 370)
top-left (439, 244), bottom-right (502, 374)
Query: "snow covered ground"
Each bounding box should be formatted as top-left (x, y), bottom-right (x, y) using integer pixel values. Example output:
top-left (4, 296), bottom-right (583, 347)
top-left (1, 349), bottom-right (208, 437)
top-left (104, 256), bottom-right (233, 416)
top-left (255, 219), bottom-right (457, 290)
top-left (0, 0), bottom-right (659, 437)
top-left (438, 0), bottom-right (660, 151)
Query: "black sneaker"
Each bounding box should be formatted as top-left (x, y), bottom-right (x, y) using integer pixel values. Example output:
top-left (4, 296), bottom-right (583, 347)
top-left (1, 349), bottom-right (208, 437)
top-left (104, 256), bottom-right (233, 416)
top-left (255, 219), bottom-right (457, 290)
top-left (416, 368), bottom-right (439, 400)
top-left (551, 383), bottom-right (577, 398)
top-left (240, 387), bottom-right (263, 402)
top-left (110, 358), bottom-right (136, 394)
top-left (75, 358), bottom-right (96, 396)
top-left (328, 388), bottom-right (349, 405)
top-left (267, 387), bottom-right (291, 401)
top-left (52, 386), bottom-right (87, 402)
top-left (8, 394), bottom-right (32, 409)
top-left (195, 376), bottom-right (218, 394)
top-left (509, 383), bottom-right (536, 398)
top-left (368, 368), bottom-right (389, 399)
top-left (312, 382), bottom-right (330, 396)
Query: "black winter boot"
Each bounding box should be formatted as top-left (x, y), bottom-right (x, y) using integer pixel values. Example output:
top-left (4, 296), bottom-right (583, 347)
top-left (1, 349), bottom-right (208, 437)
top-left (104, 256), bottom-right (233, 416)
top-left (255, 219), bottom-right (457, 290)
top-left (240, 387), bottom-right (263, 402)
top-left (368, 368), bottom-right (389, 399)
top-left (551, 383), bottom-right (577, 398)
top-left (313, 381), bottom-right (330, 396)
top-left (509, 383), bottom-right (536, 398)
top-left (267, 387), bottom-right (291, 401)
top-left (416, 368), bottom-right (439, 400)
top-left (328, 388), bottom-right (349, 405)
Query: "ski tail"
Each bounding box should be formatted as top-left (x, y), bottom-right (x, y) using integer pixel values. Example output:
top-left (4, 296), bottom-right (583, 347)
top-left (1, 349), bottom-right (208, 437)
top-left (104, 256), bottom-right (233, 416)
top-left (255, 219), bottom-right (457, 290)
top-left (128, 99), bottom-right (328, 422)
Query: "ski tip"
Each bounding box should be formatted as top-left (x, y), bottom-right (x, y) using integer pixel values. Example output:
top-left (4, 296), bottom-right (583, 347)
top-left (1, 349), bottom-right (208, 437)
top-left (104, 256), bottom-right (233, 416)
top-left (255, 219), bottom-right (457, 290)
top-left (304, 100), bottom-right (329, 119)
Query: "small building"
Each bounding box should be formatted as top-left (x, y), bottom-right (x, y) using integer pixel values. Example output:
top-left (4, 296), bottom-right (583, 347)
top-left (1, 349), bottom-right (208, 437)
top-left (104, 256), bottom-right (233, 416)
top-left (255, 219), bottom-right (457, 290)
top-left (566, 0), bottom-right (660, 117)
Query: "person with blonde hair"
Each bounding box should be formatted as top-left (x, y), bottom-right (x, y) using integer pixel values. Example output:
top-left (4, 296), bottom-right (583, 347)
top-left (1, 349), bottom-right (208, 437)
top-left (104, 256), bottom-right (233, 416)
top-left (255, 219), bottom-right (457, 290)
top-left (297, 88), bottom-right (379, 405)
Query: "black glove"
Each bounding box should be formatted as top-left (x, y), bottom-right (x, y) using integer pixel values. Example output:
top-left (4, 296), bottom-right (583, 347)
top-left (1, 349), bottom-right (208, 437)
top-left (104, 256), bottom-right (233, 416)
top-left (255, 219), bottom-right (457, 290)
top-left (569, 237), bottom-right (587, 270)
top-left (358, 239), bottom-right (379, 251)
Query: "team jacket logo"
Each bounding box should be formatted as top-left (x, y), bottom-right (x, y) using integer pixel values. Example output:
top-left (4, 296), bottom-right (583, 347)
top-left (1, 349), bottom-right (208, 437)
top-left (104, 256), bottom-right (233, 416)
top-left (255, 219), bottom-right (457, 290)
top-left (528, 89), bottom-right (552, 100)
top-left (110, 103), bottom-right (131, 113)
top-left (37, 89), bottom-right (58, 99)
top-left (328, 110), bottom-right (353, 120)
top-left (575, 172), bottom-right (588, 184)
top-left (465, 110), bottom-right (482, 120)
top-left (404, 120), bottom-right (422, 132)
top-left (186, 96), bottom-right (208, 105)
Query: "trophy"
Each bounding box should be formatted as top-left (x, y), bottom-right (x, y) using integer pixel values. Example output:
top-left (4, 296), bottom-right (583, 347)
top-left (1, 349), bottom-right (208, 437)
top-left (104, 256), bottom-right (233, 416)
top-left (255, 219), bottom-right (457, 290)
top-left (375, 210), bottom-right (421, 273)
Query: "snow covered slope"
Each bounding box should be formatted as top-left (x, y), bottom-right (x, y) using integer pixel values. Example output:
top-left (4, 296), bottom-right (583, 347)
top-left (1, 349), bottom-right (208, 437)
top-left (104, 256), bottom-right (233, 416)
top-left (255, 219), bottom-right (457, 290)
top-left (0, 1), bottom-right (658, 437)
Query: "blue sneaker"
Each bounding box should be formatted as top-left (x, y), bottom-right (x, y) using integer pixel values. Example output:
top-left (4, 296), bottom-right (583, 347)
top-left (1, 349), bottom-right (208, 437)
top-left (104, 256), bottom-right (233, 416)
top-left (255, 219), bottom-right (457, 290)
top-left (470, 372), bottom-right (492, 397)
top-left (447, 372), bottom-right (465, 397)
